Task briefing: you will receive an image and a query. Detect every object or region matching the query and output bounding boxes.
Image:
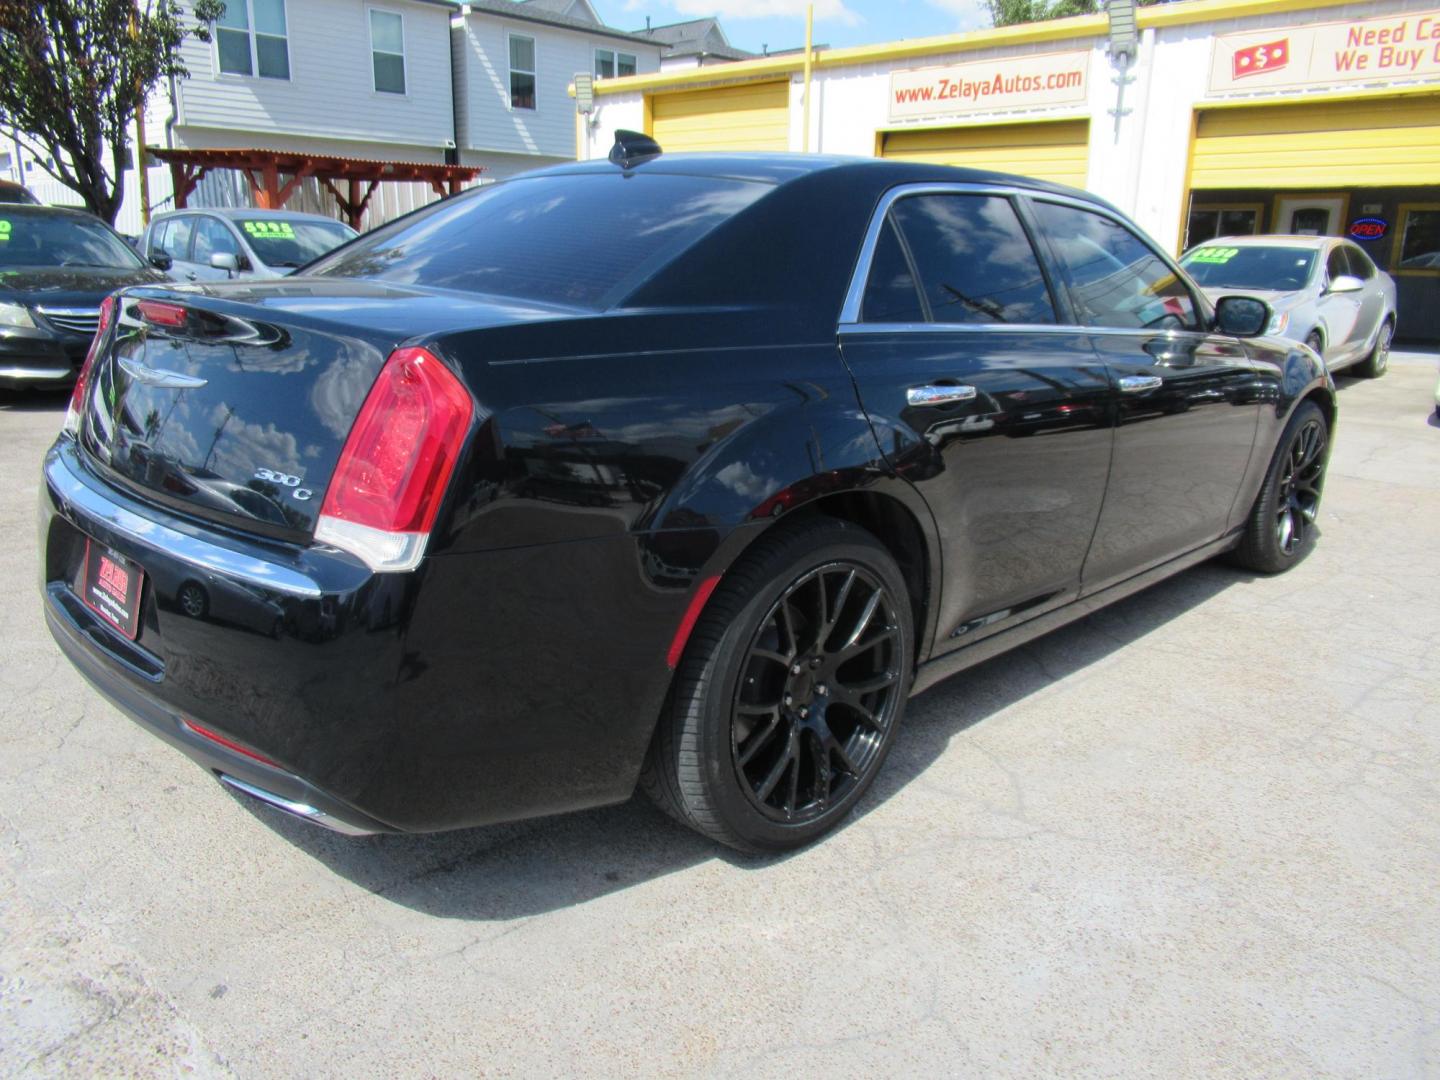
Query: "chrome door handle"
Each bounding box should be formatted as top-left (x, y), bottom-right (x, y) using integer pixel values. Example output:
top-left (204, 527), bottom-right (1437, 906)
top-left (907, 384), bottom-right (977, 406)
top-left (1118, 374), bottom-right (1163, 393)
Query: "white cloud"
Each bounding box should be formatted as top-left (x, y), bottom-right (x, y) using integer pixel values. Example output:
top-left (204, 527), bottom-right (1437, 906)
top-left (923, 0), bottom-right (991, 31)
top-left (669, 0), bottom-right (862, 28)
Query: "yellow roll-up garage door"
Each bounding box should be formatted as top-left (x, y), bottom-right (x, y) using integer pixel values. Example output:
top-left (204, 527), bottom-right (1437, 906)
top-left (1191, 95), bottom-right (1440, 189)
top-left (650, 81), bottom-right (790, 153)
top-left (880, 119), bottom-right (1090, 188)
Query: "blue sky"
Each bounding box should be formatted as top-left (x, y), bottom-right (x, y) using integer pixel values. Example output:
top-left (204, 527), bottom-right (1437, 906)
top-left (588, 0), bottom-right (993, 56)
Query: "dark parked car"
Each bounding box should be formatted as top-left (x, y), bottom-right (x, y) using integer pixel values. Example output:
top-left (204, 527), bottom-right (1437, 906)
top-left (1, 204), bottom-right (166, 389)
top-left (40, 138), bottom-right (1335, 853)
top-left (0, 179), bottom-right (41, 204)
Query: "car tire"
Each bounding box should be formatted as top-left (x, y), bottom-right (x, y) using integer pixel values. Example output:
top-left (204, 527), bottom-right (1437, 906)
top-left (640, 517), bottom-right (915, 854)
top-left (1354, 318), bottom-right (1393, 379)
top-left (1229, 400), bottom-right (1329, 575)
top-left (1304, 330), bottom-right (1325, 364)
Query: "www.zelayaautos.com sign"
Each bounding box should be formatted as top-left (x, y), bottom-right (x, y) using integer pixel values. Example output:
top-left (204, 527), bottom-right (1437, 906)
top-left (889, 50), bottom-right (1090, 122)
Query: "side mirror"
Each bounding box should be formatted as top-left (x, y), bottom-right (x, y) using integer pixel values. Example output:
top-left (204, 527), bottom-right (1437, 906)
top-left (1213, 295), bottom-right (1271, 337)
top-left (149, 251), bottom-right (172, 271)
top-left (209, 252), bottom-right (239, 275)
top-left (1327, 274), bottom-right (1363, 294)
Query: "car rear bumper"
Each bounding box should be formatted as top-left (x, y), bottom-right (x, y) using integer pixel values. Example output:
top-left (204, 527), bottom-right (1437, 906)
top-left (43, 589), bottom-right (390, 835)
top-left (39, 436), bottom-right (695, 835)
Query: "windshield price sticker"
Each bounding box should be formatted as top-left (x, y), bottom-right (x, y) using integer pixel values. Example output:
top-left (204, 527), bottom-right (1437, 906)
top-left (0, 220), bottom-right (10, 243)
top-left (242, 221), bottom-right (295, 239)
top-left (1190, 246), bottom-right (1240, 264)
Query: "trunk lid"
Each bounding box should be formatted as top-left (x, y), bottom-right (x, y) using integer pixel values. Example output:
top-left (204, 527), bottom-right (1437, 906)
top-left (77, 279), bottom-right (574, 540)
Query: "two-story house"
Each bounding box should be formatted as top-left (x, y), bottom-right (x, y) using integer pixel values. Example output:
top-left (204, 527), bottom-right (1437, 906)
top-left (451, 0), bottom-right (662, 179)
top-left (169, 0), bottom-right (457, 163)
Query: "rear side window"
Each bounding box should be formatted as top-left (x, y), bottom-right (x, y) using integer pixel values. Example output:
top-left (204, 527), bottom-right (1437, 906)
top-left (888, 194), bottom-right (1055, 325)
top-left (1032, 201), bottom-right (1199, 331)
top-left (861, 218), bottom-right (924, 322)
top-left (167, 216), bottom-right (196, 261)
top-left (307, 173), bottom-right (771, 309)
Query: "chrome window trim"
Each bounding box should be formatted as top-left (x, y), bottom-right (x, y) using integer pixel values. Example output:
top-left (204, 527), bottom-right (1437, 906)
top-left (838, 182), bottom-right (1208, 334)
top-left (839, 182), bottom-right (1041, 327)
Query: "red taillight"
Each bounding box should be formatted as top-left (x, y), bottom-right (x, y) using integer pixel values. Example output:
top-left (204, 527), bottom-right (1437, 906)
top-left (315, 347), bottom-right (473, 572)
top-left (63, 293), bottom-right (116, 435)
top-left (136, 299), bottom-right (188, 327)
top-left (183, 718), bottom-right (280, 768)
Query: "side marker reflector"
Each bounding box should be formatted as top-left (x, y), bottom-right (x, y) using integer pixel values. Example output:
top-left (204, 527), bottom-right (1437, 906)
top-left (666, 574), bottom-right (721, 670)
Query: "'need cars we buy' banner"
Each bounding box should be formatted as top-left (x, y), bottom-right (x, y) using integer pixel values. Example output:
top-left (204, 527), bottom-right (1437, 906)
top-left (889, 51), bottom-right (1090, 122)
top-left (1209, 8), bottom-right (1440, 93)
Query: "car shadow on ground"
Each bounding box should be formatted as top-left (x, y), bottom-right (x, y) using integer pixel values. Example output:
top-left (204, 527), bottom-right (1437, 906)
top-left (244, 558), bottom-right (1259, 922)
top-left (0, 389), bottom-right (70, 413)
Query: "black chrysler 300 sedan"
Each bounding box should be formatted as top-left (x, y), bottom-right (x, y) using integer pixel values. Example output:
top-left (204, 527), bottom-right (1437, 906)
top-left (40, 143), bottom-right (1335, 852)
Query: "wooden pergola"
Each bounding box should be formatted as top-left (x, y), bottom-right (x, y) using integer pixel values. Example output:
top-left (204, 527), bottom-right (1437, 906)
top-left (148, 147), bottom-right (483, 229)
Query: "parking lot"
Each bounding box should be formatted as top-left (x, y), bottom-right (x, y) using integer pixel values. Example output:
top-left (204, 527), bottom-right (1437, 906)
top-left (1, 356), bottom-right (1437, 1077)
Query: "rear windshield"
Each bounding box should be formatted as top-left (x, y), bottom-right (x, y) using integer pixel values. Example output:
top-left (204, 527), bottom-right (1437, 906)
top-left (305, 172), bottom-right (771, 309)
top-left (0, 212), bottom-right (144, 270)
top-left (1180, 245), bottom-right (1317, 290)
top-left (240, 218), bottom-right (356, 268)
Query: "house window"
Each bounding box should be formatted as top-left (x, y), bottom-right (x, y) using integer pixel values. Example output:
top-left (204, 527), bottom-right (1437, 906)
top-left (370, 9), bottom-right (405, 94)
top-left (216, 0), bottom-right (290, 80)
top-left (509, 34), bottom-right (536, 110)
top-left (594, 49), bottom-right (636, 79)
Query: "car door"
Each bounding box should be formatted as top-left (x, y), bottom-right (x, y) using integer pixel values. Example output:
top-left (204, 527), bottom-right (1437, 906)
top-left (838, 185), bottom-right (1114, 656)
top-left (1024, 197), bottom-right (1262, 592)
top-left (1317, 242), bottom-right (1365, 365)
top-left (1341, 242), bottom-right (1386, 350)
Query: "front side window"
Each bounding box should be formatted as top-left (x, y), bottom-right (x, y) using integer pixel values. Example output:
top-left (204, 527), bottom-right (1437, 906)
top-left (884, 194), bottom-right (1055, 325)
top-left (370, 10), bottom-right (405, 94)
top-left (192, 217), bottom-right (240, 262)
top-left (509, 34), bottom-right (536, 110)
top-left (595, 49), bottom-right (637, 79)
top-left (1032, 201), bottom-right (1198, 331)
top-left (1342, 243), bottom-right (1374, 280)
top-left (216, 0), bottom-right (289, 79)
top-left (1325, 246), bottom-right (1348, 283)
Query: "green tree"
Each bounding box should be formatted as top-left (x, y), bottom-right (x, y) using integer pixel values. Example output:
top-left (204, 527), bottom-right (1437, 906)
top-left (0, 0), bottom-right (223, 223)
top-left (986, 0), bottom-right (1161, 27)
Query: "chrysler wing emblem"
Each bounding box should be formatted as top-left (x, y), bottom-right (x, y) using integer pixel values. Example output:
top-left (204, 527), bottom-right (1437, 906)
top-left (117, 356), bottom-right (208, 390)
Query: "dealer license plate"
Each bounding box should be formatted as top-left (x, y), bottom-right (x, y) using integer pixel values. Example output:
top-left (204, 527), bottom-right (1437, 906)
top-left (80, 539), bottom-right (144, 640)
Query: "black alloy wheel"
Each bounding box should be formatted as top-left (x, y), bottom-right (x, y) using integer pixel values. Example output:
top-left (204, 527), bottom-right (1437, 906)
top-left (642, 517), bottom-right (914, 853)
top-left (732, 562), bottom-right (902, 824)
top-left (1274, 415), bottom-right (1326, 557)
top-left (1230, 400), bottom-right (1329, 574)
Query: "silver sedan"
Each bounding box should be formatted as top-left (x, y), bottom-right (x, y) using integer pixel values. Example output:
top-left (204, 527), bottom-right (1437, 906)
top-left (1180, 235), bottom-right (1397, 378)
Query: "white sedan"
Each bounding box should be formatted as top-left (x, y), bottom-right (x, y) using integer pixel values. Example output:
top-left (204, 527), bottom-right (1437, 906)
top-left (1181, 235), bottom-right (1397, 378)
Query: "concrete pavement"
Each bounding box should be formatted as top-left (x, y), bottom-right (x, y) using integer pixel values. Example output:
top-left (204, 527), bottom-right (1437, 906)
top-left (2, 355), bottom-right (1437, 1078)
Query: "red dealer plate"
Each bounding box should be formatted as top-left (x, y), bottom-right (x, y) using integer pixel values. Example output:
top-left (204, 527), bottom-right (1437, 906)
top-left (80, 539), bottom-right (144, 640)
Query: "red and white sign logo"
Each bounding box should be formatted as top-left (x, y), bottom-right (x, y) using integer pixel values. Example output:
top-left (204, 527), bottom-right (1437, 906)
top-left (1232, 39), bottom-right (1289, 79)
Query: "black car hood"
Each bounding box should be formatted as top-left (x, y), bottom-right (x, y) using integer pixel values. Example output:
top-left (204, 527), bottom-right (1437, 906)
top-left (0, 265), bottom-right (167, 307)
